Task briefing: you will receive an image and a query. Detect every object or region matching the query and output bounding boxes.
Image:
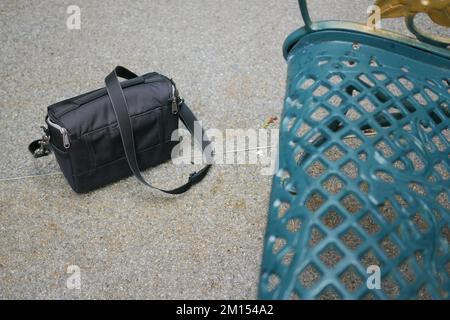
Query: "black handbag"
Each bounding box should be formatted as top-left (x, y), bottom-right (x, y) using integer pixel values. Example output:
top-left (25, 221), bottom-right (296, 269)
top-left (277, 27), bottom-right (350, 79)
top-left (29, 66), bottom-right (211, 194)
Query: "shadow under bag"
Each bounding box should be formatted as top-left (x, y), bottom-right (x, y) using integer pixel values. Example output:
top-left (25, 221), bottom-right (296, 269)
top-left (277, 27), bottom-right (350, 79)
top-left (29, 66), bottom-right (211, 194)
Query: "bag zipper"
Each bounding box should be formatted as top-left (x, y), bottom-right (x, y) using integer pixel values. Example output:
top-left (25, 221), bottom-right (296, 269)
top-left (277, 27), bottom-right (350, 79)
top-left (171, 84), bottom-right (178, 114)
top-left (169, 79), bottom-right (181, 114)
top-left (145, 74), bottom-right (179, 113)
top-left (54, 74), bottom-right (163, 118)
top-left (46, 75), bottom-right (177, 150)
top-left (47, 117), bottom-right (70, 149)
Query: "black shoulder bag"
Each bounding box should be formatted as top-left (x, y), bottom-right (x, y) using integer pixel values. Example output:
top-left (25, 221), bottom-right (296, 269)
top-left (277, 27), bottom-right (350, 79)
top-left (29, 66), bottom-right (212, 194)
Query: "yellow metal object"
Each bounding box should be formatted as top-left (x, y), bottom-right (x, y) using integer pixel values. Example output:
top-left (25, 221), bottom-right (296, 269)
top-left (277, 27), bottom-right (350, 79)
top-left (375, 0), bottom-right (450, 27)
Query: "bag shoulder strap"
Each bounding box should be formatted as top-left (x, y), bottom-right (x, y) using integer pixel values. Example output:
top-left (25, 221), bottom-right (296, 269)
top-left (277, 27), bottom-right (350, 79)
top-left (105, 66), bottom-right (211, 195)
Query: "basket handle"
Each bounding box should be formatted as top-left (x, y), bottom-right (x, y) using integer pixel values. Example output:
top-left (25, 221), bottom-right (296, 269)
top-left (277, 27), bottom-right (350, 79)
top-left (298, 0), bottom-right (313, 31)
top-left (405, 14), bottom-right (450, 48)
top-left (297, 0), bottom-right (450, 48)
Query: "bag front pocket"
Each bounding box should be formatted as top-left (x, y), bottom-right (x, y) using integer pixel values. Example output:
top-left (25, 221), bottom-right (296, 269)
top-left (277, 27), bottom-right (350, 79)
top-left (83, 107), bottom-right (163, 169)
top-left (51, 142), bottom-right (78, 190)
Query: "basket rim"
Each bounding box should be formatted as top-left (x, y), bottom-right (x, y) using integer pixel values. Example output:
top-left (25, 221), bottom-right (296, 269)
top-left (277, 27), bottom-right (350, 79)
top-left (283, 21), bottom-right (450, 61)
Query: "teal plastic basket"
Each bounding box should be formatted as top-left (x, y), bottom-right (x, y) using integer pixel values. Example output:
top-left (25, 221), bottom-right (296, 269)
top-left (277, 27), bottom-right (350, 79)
top-left (259, 1), bottom-right (450, 299)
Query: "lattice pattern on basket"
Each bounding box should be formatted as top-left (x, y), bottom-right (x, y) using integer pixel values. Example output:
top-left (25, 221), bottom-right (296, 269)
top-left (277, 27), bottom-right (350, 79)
top-left (259, 33), bottom-right (450, 300)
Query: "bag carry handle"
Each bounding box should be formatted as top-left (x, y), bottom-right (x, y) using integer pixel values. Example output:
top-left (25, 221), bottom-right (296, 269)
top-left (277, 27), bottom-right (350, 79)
top-left (105, 66), bottom-right (212, 195)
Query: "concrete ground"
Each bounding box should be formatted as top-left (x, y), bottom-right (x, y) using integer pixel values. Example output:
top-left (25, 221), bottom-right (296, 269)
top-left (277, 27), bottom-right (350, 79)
top-left (0, 0), bottom-right (447, 299)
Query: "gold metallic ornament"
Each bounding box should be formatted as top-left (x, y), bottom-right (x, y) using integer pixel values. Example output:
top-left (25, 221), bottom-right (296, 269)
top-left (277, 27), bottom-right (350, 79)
top-left (375, 0), bottom-right (450, 27)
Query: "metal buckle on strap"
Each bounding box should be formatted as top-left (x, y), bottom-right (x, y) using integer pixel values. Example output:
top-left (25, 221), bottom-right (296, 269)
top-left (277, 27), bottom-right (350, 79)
top-left (188, 171), bottom-right (198, 182)
top-left (33, 128), bottom-right (51, 158)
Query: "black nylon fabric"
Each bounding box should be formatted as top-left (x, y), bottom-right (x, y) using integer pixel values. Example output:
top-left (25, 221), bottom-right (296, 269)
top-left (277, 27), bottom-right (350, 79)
top-left (33, 66), bottom-right (211, 194)
top-left (105, 66), bottom-right (211, 194)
